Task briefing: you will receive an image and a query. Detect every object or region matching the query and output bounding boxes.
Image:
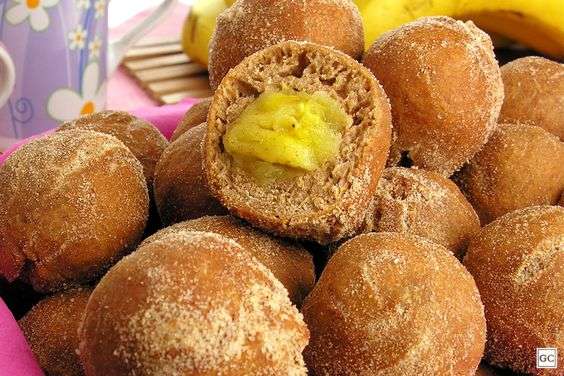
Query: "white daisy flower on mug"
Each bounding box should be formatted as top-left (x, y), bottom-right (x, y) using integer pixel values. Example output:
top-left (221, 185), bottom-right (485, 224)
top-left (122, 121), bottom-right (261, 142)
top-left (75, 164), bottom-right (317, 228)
top-left (47, 62), bottom-right (106, 121)
top-left (88, 35), bottom-right (102, 59)
top-left (75, 0), bottom-right (90, 10)
top-left (94, 0), bottom-right (105, 19)
top-left (68, 24), bottom-right (86, 50)
top-left (6, 0), bottom-right (60, 32)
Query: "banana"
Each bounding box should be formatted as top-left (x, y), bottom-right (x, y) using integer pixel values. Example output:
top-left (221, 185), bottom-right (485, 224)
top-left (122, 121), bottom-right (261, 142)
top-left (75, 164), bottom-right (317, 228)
top-left (354, 0), bottom-right (564, 58)
top-left (181, 0), bottom-right (234, 67)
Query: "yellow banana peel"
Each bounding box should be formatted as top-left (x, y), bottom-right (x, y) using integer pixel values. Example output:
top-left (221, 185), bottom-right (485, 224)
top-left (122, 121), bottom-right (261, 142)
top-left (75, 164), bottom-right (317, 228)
top-left (355, 0), bottom-right (564, 58)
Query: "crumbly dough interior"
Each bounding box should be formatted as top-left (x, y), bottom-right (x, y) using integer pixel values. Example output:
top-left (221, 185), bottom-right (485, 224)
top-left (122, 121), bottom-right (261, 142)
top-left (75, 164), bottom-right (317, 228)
top-left (223, 90), bottom-right (348, 183)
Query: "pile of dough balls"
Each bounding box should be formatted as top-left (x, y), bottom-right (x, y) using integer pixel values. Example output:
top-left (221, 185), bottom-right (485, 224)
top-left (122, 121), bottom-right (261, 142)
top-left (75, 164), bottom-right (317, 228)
top-left (0, 1), bottom-right (562, 375)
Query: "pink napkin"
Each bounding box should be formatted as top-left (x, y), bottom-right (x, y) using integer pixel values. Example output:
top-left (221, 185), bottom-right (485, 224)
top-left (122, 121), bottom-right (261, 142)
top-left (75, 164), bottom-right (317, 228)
top-left (0, 299), bottom-right (44, 376)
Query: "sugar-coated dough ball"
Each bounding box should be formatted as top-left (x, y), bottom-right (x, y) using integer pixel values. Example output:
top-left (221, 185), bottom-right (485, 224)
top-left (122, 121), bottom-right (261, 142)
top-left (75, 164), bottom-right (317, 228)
top-left (0, 130), bottom-right (149, 292)
top-left (60, 111), bottom-right (168, 187)
top-left (142, 215), bottom-right (315, 307)
top-left (303, 232), bottom-right (486, 375)
top-left (458, 123), bottom-right (564, 224)
top-left (154, 124), bottom-right (226, 225)
top-left (19, 288), bottom-right (91, 376)
top-left (209, 0), bottom-right (364, 89)
top-left (464, 206), bottom-right (563, 374)
top-left (170, 98), bottom-right (211, 142)
top-left (205, 41), bottom-right (391, 244)
top-left (500, 56), bottom-right (564, 140)
top-left (363, 167), bottom-right (480, 258)
top-left (363, 16), bottom-right (504, 176)
top-left (79, 231), bottom-right (309, 375)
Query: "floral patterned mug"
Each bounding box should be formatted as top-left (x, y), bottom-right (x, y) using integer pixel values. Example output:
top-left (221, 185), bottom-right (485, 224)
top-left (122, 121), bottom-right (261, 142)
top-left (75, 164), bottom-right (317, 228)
top-left (0, 0), bottom-right (177, 150)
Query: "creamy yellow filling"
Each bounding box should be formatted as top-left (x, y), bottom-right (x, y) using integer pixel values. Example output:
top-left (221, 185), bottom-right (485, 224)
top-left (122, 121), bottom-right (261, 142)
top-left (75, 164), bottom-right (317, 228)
top-left (223, 89), bottom-right (348, 183)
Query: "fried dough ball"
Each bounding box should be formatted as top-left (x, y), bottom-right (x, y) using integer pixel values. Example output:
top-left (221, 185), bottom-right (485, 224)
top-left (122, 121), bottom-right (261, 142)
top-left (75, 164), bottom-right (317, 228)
top-left (170, 98), bottom-right (211, 142)
top-left (303, 232), bottom-right (486, 375)
top-left (500, 57), bottom-right (564, 140)
top-left (154, 124), bottom-right (226, 225)
top-left (142, 215), bottom-right (315, 307)
top-left (463, 206), bottom-right (564, 375)
top-left (79, 231), bottom-right (309, 375)
top-left (59, 111), bottom-right (168, 188)
top-left (363, 167), bottom-right (480, 258)
top-left (0, 130), bottom-right (149, 292)
top-left (458, 123), bottom-right (564, 224)
top-left (363, 16), bottom-right (504, 176)
top-left (205, 41), bottom-right (392, 244)
top-left (208, 0), bottom-right (364, 89)
top-left (19, 288), bottom-right (91, 376)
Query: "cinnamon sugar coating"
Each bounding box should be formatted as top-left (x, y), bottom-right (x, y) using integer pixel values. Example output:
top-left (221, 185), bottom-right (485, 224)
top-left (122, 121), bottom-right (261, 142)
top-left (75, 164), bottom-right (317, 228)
top-left (79, 231), bottom-right (309, 375)
top-left (142, 215), bottom-right (315, 307)
top-left (154, 124), bottom-right (227, 226)
top-left (209, 0), bottom-right (364, 89)
top-left (362, 167), bottom-right (480, 258)
top-left (19, 288), bottom-right (91, 376)
top-left (0, 130), bottom-right (149, 292)
top-left (500, 57), bottom-right (564, 140)
top-left (363, 16), bottom-right (504, 176)
top-left (457, 123), bottom-right (564, 224)
top-left (170, 98), bottom-right (211, 142)
top-left (303, 232), bottom-right (486, 375)
top-left (464, 206), bottom-right (564, 375)
top-left (60, 111), bottom-right (168, 188)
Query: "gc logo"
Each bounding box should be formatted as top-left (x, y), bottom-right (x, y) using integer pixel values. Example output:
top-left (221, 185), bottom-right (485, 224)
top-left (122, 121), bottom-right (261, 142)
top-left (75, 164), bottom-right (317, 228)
top-left (537, 348), bottom-right (558, 369)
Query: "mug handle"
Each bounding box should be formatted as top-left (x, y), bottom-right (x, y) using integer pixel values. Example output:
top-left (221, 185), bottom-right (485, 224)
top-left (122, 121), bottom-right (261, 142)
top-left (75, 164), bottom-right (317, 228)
top-left (0, 44), bottom-right (15, 108)
top-left (108, 0), bottom-right (178, 73)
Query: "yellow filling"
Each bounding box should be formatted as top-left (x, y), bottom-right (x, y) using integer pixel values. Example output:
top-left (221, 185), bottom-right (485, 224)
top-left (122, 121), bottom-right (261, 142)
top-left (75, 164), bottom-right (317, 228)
top-left (223, 90), bottom-right (348, 183)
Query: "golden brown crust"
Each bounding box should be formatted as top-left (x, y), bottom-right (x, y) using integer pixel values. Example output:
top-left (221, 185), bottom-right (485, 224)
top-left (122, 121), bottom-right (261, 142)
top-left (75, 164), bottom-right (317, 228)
top-left (79, 231), bottom-right (309, 375)
top-left (170, 98), bottom-right (211, 142)
top-left (154, 124), bottom-right (227, 225)
top-left (208, 0), bottom-right (364, 89)
top-left (19, 288), bottom-right (91, 376)
top-left (500, 57), bottom-right (564, 140)
top-left (362, 167), bottom-right (480, 258)
top-left (303, 232), bottom-right (486, 375)
top-left (142, 215), bottom-right (315, 307)
top-left (59, 111), bottom-right (168, 187)
top-left (463, 206), bottom-right (564, 375)
top-left (457, 123), bottom-right (564, 224)
top-left (363, 16), bottom-right (504, 176)
top-left (204, 41), bottom-right (392, 244)
top-left (0, 130), bottom-right (149, 292)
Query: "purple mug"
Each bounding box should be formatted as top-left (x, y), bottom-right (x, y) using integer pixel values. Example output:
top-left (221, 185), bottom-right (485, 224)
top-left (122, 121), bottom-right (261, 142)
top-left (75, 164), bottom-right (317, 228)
top-left (0, 0), bottom-right (177, 150)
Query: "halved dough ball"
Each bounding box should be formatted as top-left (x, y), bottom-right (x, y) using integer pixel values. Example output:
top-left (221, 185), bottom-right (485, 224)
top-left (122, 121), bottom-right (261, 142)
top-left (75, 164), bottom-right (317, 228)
top-left (205, 41), bottom-right (392, 244)
top-left (0, 130), bottom-right (149, 292)
top-left (154, 124), bottom-right (226, 225)
top-left (209, 0), bottom-right (364, 89)
top-left (60, 111), bottom-right (168, 188)
top-left (500, 57), bottom-right (564, 140)
top-left (170, 98), bottom-right (211, 142)
top-left (363, 16), bottom-right (504, 176)
top-left (19, 288), bottom-right (91, 376)
top-left (143, 215), bottom-right (315, 307)
top-left (363, 167), bottom-right (480, 258)
top-left (79, 231), bottom-right (309, 375)
top-left (458, 123), bottom-right (564, 224)
top-left (464, 206), bottom-right (564, 375)
top-left (303, 232), bottom-right (486, 375)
